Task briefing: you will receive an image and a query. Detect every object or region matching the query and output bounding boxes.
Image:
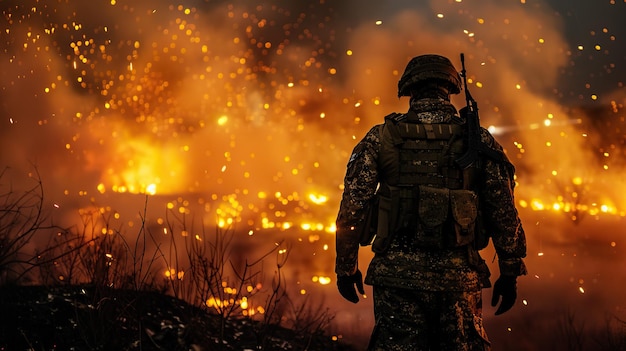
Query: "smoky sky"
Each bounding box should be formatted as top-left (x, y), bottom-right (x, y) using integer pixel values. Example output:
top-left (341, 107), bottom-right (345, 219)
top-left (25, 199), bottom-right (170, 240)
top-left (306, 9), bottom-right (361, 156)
top-left (1, 0), bottom-right (625, 230)
top-left (545, 0), bottom-right (625, 100)
top-left (334, 0), bottom-right (625, 104)
top-left (2, 0), bottom-right (625, 226)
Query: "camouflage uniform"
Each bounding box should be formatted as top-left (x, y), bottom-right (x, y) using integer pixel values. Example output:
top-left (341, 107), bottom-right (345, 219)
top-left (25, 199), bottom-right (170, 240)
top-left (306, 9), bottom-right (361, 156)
top-left (335, 96), bottom-right (527, 350)
top-left (369, 287), bottom-right (488, 351)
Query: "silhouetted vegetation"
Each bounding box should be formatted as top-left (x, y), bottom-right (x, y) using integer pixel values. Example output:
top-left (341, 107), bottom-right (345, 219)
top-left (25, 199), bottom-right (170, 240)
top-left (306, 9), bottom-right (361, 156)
top-left (0, 168), bottom-right (353, 350)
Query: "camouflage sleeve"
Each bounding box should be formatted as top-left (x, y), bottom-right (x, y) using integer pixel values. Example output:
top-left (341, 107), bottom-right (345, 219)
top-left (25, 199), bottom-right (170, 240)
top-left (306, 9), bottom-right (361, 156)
top-left (479, 129), bottom-right (528, 277)
top-left (335, 125), bottom-right (381, 277)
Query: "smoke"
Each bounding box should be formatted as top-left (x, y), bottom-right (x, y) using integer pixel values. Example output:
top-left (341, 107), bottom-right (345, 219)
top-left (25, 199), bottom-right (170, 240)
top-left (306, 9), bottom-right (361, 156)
top-left (335, 0), bottom-right (624, 216)
top-left (3, 0), bottom-right (624, 213)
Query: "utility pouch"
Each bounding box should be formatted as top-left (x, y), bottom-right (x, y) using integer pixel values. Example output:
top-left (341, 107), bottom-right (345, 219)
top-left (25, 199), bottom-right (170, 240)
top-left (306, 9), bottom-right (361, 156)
top-left (372, 194), bottom-right (393, 253)
top-left (467, 246), bottom-right (492, 288)
top-left (358, 195), bottom-right (379, 246)
top-left (416, 185), bottom-right (450, 249)
top-left (450, 189), bottom-right (478, 247)
top-left (473, 210), bottom-right (489, 250)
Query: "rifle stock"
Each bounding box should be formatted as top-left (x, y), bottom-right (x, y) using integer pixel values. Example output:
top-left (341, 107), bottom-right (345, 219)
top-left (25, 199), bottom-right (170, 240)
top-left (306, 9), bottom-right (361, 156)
top-left (456, 107), bottom-right (480, 169)
top-left (455, 53), bottom-right (504, 168)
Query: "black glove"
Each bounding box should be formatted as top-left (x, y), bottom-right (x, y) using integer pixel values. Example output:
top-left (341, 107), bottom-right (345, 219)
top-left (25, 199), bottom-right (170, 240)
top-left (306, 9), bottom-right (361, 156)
top-left (337, 270), bottom-right (365, 303)
top-left (491, 275), bottom-right (517, 315)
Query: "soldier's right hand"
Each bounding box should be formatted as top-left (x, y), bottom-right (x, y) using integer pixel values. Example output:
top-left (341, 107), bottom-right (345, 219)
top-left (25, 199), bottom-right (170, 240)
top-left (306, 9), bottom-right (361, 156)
top-left (337, 270), bottom-right (365, 303)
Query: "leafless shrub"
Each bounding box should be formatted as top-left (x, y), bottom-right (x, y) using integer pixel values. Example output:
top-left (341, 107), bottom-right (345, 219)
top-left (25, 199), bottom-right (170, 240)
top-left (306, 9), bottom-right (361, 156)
top-left (591, 314), bottom-right (626, 351)
top-left (287, 294), bottom-right (335, 340)
top-left (556, 308), bottom-right (586, 351)
top-left (0, 167), bottom-right (70, 284)
top-left (253, 241), bottom-right (290, 349)
top-left (159, 204), bottom-right (288, 348)
top-left (36, 196), bottom-right (165, 293)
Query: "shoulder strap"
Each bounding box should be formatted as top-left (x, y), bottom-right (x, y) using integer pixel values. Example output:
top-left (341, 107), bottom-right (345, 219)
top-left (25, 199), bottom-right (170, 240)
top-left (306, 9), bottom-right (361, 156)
top-left (383, 113), bottom-right (405, 146)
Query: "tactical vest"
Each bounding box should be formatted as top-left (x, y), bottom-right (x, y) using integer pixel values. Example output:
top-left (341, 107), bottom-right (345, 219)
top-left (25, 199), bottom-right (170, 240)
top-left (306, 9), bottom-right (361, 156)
top-left (372, 112), bottom-right (480, 253)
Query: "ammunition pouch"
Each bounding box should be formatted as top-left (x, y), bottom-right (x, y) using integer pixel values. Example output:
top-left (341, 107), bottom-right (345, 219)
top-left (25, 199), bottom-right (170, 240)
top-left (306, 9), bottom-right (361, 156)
top-left (417, 185), bottom-right (450, 248)
top-left (450, 188), bottom-right (478, 247)
top-left (417, 185), bottom-right (479, 249)
top-left (372, 185), bottom-right (480, 252)
top-left (462, 166), bottom-right (489, 250)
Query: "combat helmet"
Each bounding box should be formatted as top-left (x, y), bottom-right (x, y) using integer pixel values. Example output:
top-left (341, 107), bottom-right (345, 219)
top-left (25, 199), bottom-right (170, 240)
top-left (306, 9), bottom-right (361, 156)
top-left (397, 54), bottom-right (462, 97)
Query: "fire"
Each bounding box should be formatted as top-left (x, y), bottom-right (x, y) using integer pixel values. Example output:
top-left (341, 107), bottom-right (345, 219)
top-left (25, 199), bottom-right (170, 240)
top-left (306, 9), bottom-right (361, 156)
top-left (164, 268), bottom-right (184, 280)
top-left (308, 192), bottom-right (329, 205)
top-left (217, 115), bottom-right (229, 126)
top-left (312, 275), bottom-right (332, 285)
top-left (204, 282), bottom-right (266, 317)
top-left (518, 198), bottom-right (623, 218)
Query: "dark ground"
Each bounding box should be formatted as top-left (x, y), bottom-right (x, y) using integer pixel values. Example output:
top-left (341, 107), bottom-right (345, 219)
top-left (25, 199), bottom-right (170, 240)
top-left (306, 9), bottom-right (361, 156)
top-left (0, 284), bottom-right (357, 351)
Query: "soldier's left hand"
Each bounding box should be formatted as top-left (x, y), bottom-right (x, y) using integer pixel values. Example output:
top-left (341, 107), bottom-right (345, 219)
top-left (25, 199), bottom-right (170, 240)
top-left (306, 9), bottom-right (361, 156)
top-left (491, 275), bottom-right (517, 315)
top-left (337, 270), bottom-right (365, 303)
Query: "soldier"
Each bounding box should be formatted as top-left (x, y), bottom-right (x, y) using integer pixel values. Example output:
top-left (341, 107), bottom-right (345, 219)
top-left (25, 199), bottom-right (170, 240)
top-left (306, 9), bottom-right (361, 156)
top-left (335, 54), bottom-right (527, 350)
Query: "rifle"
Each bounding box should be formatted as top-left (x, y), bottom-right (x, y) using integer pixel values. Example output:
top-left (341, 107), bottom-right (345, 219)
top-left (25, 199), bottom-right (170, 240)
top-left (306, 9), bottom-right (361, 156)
top-left (455, 54), bottom-right (500, 286)
top-left (455, 53), bottom-right (504, 168)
